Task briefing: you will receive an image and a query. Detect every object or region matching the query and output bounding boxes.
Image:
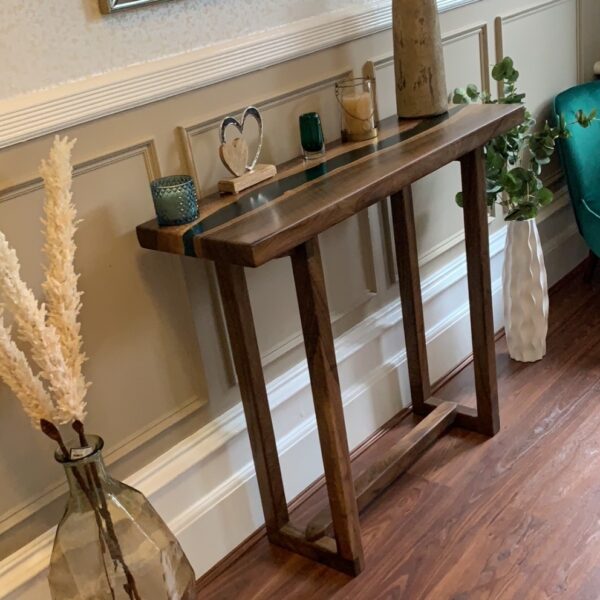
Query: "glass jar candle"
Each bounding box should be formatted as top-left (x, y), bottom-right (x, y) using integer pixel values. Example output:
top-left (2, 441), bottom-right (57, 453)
top-left (335, 78), bottom-right (378, 143)
top-left (150, 175), bottom-right (199, 227)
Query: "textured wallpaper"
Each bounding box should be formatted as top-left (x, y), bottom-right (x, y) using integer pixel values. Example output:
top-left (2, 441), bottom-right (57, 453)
top-left (0, 0), bottom-right (375, 100)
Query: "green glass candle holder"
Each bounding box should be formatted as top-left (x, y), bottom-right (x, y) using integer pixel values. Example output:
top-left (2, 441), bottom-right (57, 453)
top-left (150, 175), bottom-right (199, 227)
top-left (299, 112), bottom-right (326, 160)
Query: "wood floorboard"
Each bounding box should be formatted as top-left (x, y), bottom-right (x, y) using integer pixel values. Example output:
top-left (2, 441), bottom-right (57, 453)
top-left (198, 268), bottom-right (600, 600)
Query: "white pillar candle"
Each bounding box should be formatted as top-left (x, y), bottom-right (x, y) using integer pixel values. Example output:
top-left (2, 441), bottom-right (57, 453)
top-left (342, 92), bottom-right (375, 136)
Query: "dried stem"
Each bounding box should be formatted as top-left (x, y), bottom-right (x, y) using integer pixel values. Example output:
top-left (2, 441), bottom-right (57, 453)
top-left (73, 419), bottom-right (88, 447)
top-left (72, 420), bottom-right (141, 598)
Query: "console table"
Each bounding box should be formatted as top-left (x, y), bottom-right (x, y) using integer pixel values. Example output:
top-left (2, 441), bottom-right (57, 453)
top-left (137, 103), bottom-right (524, 576)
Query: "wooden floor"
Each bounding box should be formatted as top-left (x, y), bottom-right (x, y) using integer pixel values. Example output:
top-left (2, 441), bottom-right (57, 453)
top-left (197, 265), bottom-right (600, 600)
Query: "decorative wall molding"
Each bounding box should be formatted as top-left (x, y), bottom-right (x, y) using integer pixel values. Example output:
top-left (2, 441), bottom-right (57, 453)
top-left (0, 207), bottom-right (586, 600)
top-left (444, 23), bottom-right (491, 93)
top-left (366, 22), bottom-right (490, 117)
top-left (494, 0), bottom-right (581, 95)
top-left (0, 139), bottom-right (205, 535)
top-left (0, 139), bottom-right (161, 204)
top-left (0, 4), bottom-right (392, 150)
top-left (178, 70), bottom-right (352, 197)
top-left (366, 22), bottom-right (493, 286)
top-left (179, 69), bottom-right (381, 375)
top-left (0, 0), bottom-right (484, 152)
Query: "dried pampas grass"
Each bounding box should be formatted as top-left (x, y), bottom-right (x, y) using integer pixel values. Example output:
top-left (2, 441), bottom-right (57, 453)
top-left (0, 307), bottom-right (54, 427)
top-left (0, 136), bottom-right (88, 429)
top-left (40, 137), bottom-right (89, 423)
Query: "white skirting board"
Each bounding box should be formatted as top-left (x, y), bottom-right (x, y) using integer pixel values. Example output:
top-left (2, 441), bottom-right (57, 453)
top-left (0, 206), bottom-right (587, 599)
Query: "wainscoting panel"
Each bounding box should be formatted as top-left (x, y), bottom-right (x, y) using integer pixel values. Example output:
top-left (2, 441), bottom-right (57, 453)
top-left (179, 70), bottom-right (378, 370)
top-left (495, 0), bottom-right (580, 108)
top-left (367, 23), bottom-right (492, 289)
top-left (0, 141), bottom-right (207, 539)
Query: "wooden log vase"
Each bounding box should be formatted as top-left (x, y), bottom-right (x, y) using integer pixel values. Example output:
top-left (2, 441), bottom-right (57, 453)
top-left (392, 0), bottom-right (449, 118)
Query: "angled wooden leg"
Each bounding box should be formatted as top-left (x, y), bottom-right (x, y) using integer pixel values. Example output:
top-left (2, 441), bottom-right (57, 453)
top-left (291, 238), bottom-right (365, 575)
top-left (215, 262), bottom-right (289, 535)
top-left (459, 148), bottom-right (500, 436)
top-left (391, 187), bottom-right (431, 415)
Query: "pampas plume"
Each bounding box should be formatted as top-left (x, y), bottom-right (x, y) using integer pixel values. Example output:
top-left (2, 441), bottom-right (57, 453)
top-left (0, 136), bottom-right (88, 428)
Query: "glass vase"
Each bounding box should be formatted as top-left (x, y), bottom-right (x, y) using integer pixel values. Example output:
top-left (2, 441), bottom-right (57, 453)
top-left (48, 436), bottom-right (195, 600)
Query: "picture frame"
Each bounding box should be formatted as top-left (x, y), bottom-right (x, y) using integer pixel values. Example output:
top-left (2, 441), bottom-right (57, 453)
top-left (99, 0), bottom-right (173, 14)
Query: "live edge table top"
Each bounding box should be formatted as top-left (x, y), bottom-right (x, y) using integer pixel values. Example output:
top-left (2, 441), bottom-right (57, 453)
top-left (137, 104), bottom-right (524, 268)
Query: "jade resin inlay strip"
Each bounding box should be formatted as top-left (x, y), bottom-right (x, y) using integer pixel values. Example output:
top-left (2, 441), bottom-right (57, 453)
top-left (180, 108), bottom-right (461, 256)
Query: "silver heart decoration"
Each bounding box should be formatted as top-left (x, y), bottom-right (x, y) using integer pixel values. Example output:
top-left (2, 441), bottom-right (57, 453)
top-left (219, 106), bottom-right (263, 172)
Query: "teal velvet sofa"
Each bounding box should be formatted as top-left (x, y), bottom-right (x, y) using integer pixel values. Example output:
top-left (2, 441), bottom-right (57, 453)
top-left (555, 81), bottom-right (600, 274)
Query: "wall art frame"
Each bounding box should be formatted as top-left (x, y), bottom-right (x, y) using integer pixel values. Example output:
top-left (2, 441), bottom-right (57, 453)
top-left (99, 0), bottom-right (174, 14)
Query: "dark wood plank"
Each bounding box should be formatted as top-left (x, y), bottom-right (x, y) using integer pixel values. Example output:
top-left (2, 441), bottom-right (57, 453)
top-left (460, 147), bottom-right (500, 436)
top-left (215, 262), bottom-right (289, 534)
top-left (290, 238), bottom-right (364, 572)
top-left (391, 186), bottom-right (431, 416)
top-left (305, 401), bottom-right (457, 542)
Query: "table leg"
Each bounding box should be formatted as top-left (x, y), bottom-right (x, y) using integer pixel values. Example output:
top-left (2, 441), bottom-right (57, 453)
top-left (391, 187), bottom-right (432, 415)
top-left (215, 262), bottom-right (289, 535)
top-left (291, 238), bottom-right (365, 575)
top-left (459, 148), bottom-right (500, 436)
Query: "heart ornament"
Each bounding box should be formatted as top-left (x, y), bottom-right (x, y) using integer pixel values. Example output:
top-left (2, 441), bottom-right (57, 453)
top-left (219, 137), bottom-right (248, 178)
top-left (219, 106), bottom-right (264, 177)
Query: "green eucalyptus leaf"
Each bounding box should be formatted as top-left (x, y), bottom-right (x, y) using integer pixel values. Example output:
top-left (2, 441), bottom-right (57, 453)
top-left (452, 88), bottom-right (470, 104)
top-left (453, 56), bottom-right (598, 223)
top-left (466, 83), bottom-right (480, 100)
top-left (536, 187), bottom-right (553, 206)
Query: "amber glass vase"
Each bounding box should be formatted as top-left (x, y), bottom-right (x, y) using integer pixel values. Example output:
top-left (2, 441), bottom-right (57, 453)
top-left (48, 436), bottom-right (195, 600)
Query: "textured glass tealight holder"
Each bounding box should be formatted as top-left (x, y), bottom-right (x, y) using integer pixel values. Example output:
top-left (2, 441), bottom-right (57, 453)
top-left (151, 175), bottom-right (199, 227)
top-left (299, 112), bottom-right (326, 160)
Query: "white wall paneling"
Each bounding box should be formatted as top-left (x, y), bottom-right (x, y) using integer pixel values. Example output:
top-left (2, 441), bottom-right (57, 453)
top-left (494, 0), bottom-right (580, 185)
top-left (0, 0), bottom-right (491, 150)
top-left (0, 139), bottom-right (207, 538)
top-left (494, 0), bottom-right (582, 98)
top-left (179, 69), bottom-right (379, 376)
top-left (366, 22), bottom-right (493, 287)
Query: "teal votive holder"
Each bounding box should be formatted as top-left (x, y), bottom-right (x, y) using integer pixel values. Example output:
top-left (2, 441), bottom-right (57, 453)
top-left (299, 112), bottom-right (326, 160)
top-left (150, 175), bottom-right (199, 227)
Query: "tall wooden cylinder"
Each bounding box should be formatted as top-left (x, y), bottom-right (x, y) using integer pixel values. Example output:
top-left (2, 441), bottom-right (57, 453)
top-left (393, 0), bottom-right (448, 118)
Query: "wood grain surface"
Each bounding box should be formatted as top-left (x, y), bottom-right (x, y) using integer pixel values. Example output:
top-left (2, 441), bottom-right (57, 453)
top-left (137, 104), bottom-right (523, 267)
top-left (197, 263), bottom-right (600, 599)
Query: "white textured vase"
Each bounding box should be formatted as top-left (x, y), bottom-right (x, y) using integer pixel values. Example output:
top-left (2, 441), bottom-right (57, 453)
top-left (503, 219), bottom-right (549, 362)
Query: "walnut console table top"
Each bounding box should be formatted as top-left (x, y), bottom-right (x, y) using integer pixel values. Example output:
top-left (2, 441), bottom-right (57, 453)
top-left (137, 103), bottom-right (525, 577)
top-left (138, 104), bottom-right (523, 266)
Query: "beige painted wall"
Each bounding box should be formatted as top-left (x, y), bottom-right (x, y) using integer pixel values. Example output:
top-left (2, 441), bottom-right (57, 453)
top-left (0, 0), bottom-right (590, 566)
top-left (0, 0), bottom-right (370, 99)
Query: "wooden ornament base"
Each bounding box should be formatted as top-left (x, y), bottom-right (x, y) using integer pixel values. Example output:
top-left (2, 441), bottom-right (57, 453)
top-left (219, 164), bottom-right (277, 195)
